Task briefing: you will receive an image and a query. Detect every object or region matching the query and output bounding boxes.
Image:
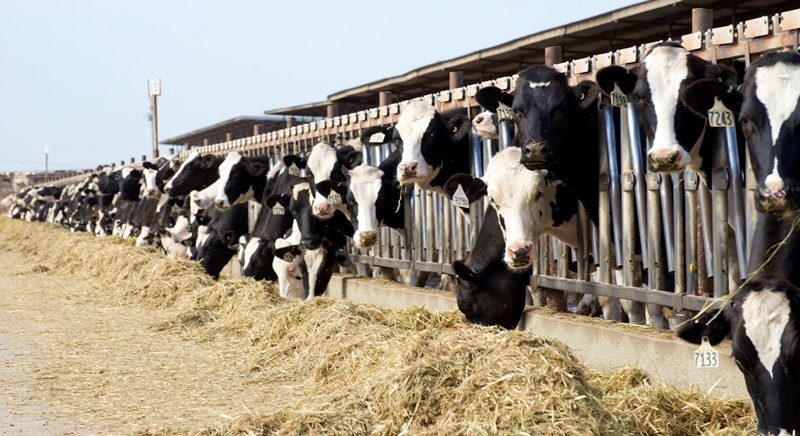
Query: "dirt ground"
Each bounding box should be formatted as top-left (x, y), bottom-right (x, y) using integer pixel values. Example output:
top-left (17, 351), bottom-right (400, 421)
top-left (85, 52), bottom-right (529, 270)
top-left (0, 250), bottom-right (267, 435)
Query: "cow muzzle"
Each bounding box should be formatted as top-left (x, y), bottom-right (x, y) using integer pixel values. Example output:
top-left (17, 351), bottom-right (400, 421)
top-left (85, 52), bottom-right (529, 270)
top-left (313, 202), bottom-right (334, 219)
top-left (520, 140), bottom-right (552, 170)
top-left (647, 147), bottom-right (691, 173)
top-left (505, 242), bottom-right (533, 269)
top-left (355, 230), bottom-right (377, 249)
top-left (397, 161), bottom-right (419, 181)
top-left (756, 184), bottom-right (800, 214)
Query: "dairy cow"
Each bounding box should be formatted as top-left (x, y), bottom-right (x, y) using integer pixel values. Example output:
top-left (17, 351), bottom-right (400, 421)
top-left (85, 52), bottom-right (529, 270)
top-left (164, 151), bottom-right (224, 197)
top-left (677, 52), bottom-right (800, 436)
top-left (386, 100), bottom-right (471, 196)
top-left (305, 140), bottom-right (362, 220)
top-left (595, 41), bottom-right (739, 180)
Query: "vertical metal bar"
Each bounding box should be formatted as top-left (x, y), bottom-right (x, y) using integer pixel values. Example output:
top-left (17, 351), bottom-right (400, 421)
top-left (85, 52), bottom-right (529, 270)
top-left (647, 171), bottom-right (668, 328)
top-left (725, 125), bottom-right (747, 279)
top-left (685, 171), bottom-right (700, 296)
top-left (625, 104), bottom-right (649, 265)
top-left (442, 199), bottom-right (452, 265)
top-left (698, 182), bottom-right (714, 276)
top-left (712, 129), bottom-right (730, 298)
top-left (498, 119), bottom-right (514, 151)
top-left (470, 133), bottom-right (483, 177)
top-left (659, 175), bottom-right (676, 272)
top-left (671, 172), bottom-right (686, 316)
top-left (620, 109), bottom-right (646, 323)
top-left (601, 105), bottom-right (623, 266)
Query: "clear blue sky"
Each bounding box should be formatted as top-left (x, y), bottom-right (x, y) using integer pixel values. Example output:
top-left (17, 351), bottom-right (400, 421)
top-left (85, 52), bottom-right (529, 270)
top-left (0, 0), bottom-right (640, 173)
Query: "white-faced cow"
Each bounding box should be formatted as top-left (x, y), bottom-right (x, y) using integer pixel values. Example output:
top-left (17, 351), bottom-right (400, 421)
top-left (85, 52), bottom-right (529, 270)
top-left (386, 100), bottom-right (472, 195)
top-left (305, 140), bottom-right (362, 220)
top-left (595, 41), bottom-right (739, 181)
top-left (677, 51), bottom-right (800, 436)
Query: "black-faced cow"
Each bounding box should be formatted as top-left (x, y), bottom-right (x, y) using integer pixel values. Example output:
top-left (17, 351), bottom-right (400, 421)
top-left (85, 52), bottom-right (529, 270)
top-left (595, 41), bottom-right (739, 181)
top-left (193, 202), bottom-right (249, 279)
top-left (677, 52), bottom-right (800, 436)
top-left (164, 151), bottom-right (224, 197)
top-left (214, 151), bottom-right (272, 209)
top-left (478, 65), bottom-right (601, 224)
top-left (387, 100), bottom-right (472, 195)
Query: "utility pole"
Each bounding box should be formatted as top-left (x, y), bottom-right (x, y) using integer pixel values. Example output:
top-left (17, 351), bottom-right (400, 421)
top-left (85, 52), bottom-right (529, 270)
top-left (44, 145), bottom-right (49, 182)
top-left (147, 78), bottom-right (161, 159)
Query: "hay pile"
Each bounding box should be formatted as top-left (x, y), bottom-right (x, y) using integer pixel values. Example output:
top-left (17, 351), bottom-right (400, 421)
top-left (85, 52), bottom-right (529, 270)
top-left (0, 217), bottom-right (756, 435)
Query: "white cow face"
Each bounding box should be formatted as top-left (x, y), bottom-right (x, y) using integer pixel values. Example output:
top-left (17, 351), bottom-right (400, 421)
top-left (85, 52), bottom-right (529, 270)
top-left (346, 165), bottom-right (383, 249)
top-left (484, 147), bottom-right (578, 270)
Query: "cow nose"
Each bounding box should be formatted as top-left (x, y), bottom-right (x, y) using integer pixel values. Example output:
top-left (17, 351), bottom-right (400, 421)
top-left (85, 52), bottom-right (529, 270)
top-left (647, 147), bottom-right (691, 172)
top-left (357, 230), bottom-right (377, 248)
top-left (521, 140), bottom-right (549, 165)
top-left (313, 202), bottom-right (333, 218)
top-left (399, 161), bottom-right (418, 178)
top-left (505, 242), bottom-right (533, 267)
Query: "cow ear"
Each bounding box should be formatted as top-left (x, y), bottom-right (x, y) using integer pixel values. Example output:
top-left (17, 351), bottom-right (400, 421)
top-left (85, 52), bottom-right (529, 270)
top-left (200, 155), bottom-right (217, 169)
top-left (443, 173), bottom-right (487, 203)
top-left (272, 245), bottom-right (295, 260)
top-left (283, 154), bottom-right (306, 169)
top-left (595, 65), bottom-right (637, 96)
top-left (337, 147), bottom-right (363, 170)
top-left (142, 161), bottom-right (157, 171)
top-left (361, 126), bottom-right (393, 147)
top-left (573, 81), bottom-right (600, 110)
top-left (447, 114), bottom-right (472, 142)
top-left (680, 79), bottom-right (742, 119)
top-left (265, 194), bottom-right (281, 208)
top-left (246, 160), bottom-right (269, 177)
top-left (476, 86), bottom-right (503, 112)
top-left (704, 64), bottom-right (738, 86)
top-left (452, 260), bottom-right (481, 283)
top-left (129, 169), bottom-right (142, 179)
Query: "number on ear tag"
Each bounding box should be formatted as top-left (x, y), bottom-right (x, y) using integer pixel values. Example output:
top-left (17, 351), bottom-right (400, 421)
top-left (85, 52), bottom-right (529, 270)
top-left (327, 191), bottom-right (341, 205)
top-left (283, 252), bottom-right (295, 262)
top-left (610, 83), bottom-right (627, 107)
top-left (693, 336), bottom-right (720, 368)
top-left (288, 163), bottom-right (301, 176)
top-left (272, 203), bottom-right (285, 215)
top-left (369, 132), bottom-right (386, 144)
top-left (451, 184), bottom-right (470, 209)
top-left (708, 96), bottom-right (734, 127)
top-left (496, 102), bottom-right (514, 120)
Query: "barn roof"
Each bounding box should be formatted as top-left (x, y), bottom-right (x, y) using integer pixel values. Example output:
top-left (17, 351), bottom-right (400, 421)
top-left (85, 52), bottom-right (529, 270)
top-left (164, 0), bottom-right (796, 146)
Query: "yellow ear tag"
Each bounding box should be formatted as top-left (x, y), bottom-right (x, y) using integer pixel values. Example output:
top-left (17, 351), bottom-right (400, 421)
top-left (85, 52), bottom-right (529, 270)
top-left (327, 191), bottom-right (341, 205)
top-left (708, 96), bottom-right (734, 127)
top-left (451, 184), bottom-right (470, 209)
top-left (610, 83), bottom-right (627, 107)
top-left (272, 203), bottom-right (285, 215)
top-left (369, 132), bottom-right (385, 144)
top-left (693, 336), bottom-right (719, 368)
top-left (496, 102), bottom-right (514, 120)
top-left (288, 163), bottom-right (301, 176)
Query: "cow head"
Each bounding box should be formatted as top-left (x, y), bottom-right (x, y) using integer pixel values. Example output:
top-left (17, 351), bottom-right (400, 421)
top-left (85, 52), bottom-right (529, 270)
top-left (305, 141), bottom-right (361, 220)
top-left (392, 100), bottom-right (471, 189)
top-left (596, 42), bottom-right (738, 176)
top-left (327, 165), bottom-right (395, 250)
top-left (737, 52), bottom-right (800, 214)
top-left (451, 207), bottom-right (530, 330)
top-left (676, 280), bottom-right (800, 436)
top-left (215, 151), bottom-right (269, 209)
top-left (166, 152), bottom-right (223, 197)
top-left (272, 240), bottom-right (305, 299)
top-left (507, 66), bottom-right (600, 172)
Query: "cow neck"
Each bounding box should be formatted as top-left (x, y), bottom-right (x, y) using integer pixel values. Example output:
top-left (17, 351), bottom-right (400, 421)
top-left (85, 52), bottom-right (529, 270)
top-left (556, 106), bottom-right (600, 226)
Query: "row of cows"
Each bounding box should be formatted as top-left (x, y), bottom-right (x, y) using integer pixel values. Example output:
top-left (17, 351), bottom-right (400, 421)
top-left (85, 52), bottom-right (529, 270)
top-left (5, 42), bottom-right (800, 434)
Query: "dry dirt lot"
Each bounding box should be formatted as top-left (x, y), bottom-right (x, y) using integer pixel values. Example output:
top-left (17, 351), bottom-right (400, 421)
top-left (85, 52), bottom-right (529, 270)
top-left (0, 249), bottom-right (273, 435)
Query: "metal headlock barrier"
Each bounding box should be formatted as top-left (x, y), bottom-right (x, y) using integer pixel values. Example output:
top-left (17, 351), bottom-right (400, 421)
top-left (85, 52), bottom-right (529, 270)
top-left (45, 7), bottom-right (800, 326)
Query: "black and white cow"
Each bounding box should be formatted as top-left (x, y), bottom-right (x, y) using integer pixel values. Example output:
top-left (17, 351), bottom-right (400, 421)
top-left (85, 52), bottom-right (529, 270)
top-left (387, 100), bottom-right (472, 195)
top-left (305, 140), bottom-right (362, 220)
top-left (451, 206), bottom-right (531, 329)
top-left (595, 41), bottom-right (739, 180)
top-left (317, 132), bottom-right (404, 250)
top-left (164, 151), bottom-right (224, 197)
top-left (214, 151), bottom-right (272, 210)
top-left (191, 202), bottom-right (249, 279)
top-left (478, 65), bottom-right (601, 224)
top-left (677, 51), bottom-right (800, 436)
